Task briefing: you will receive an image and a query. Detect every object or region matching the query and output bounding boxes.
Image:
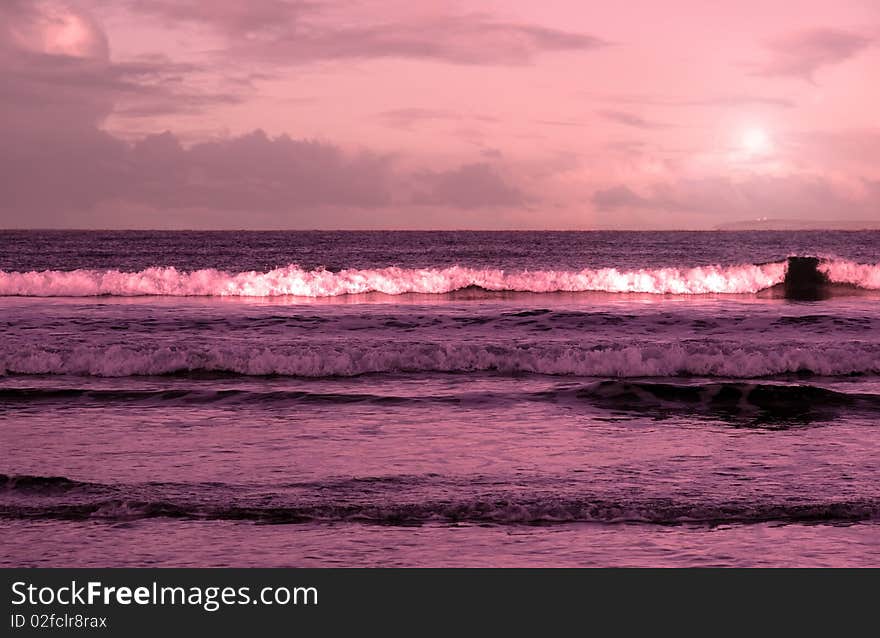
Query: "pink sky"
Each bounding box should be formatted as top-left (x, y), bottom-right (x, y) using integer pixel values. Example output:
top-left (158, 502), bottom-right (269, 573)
top-left (1, 0), bottom-right (879, 229)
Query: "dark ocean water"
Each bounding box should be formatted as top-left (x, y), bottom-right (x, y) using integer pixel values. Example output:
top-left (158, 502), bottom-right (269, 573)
top-left (1, 230), bottom-right (879, 567)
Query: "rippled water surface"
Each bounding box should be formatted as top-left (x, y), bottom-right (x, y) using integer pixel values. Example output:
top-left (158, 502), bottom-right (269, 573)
top-left (2, 231), bottom-right (879, 566)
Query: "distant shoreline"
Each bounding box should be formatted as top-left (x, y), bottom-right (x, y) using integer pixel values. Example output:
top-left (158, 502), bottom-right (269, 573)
top-left (715, 219), bottom-right (880, 231)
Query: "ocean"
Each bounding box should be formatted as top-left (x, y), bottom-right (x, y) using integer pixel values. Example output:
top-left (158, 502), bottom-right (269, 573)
top-left (1, 230), bottom-right (879, 567)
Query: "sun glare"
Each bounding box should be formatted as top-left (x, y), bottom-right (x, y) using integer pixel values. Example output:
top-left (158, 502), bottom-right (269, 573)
top-left (741, 127), bottom-right (771, 155)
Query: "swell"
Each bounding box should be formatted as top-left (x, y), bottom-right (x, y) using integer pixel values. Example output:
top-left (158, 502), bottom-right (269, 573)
top-left (4, 341), bottom-right (880, 377)
top-left (3, 383), bottom-right (880, 425)
top-left (572, 380), bottom-right (880, 425)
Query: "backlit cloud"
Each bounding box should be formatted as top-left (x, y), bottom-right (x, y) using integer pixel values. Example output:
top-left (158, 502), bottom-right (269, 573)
top-left (753, 28), bottom-right (874, 80)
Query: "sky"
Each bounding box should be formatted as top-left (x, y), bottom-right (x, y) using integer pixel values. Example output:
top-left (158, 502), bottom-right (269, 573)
top-left (1, 0), bottom-right (879, 229)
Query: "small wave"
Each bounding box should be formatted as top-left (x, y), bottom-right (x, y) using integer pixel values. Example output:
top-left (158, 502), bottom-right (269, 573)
top-left (0, 387), bottom-right (453, 407)
top-left (0, 474), bottom-right (97, 494)
top-left (4, 474), bottom-right (877, 525)
top-left (3, 497), bottom-right (877, 526)
top-left (3, 341), bottom-right (880, 378)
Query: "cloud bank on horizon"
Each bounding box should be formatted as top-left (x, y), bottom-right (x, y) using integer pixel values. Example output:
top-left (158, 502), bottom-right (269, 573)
top-left (1, 0), bottom-right (879, 229)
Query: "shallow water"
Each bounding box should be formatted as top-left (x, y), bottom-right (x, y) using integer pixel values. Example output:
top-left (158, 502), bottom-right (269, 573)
top-left (2, 231), bottom-right (879, 566)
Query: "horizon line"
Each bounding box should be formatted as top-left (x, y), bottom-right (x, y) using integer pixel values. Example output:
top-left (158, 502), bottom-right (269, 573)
top-left (3, 227), bottom-right (880, 233)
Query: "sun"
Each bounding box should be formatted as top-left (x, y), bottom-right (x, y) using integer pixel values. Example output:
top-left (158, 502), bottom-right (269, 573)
top-left (44, 11), bottom-right (92, 57)
top-left (42, 6), bottom-right (108, 59)
top-left (9, 3), bottom-right (109, 61)
top-left (740, 127), bottom-right (771, 155)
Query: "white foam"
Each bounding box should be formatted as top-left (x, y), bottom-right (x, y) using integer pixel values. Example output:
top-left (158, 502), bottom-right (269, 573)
top-left (0, 262), bottom-right (789, 297)
top-left (819, 260), bottom-right (880, 290)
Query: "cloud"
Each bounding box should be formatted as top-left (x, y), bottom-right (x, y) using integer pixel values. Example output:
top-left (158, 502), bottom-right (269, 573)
top-left (535, 119), bottom-right (583, 128)
top-left (597, 109), bottom-right (667, 129)
top-left (1, 4), bottom-right (250, 134)
top-left (124, 0), bottom-right (310, 35)
top-left (1, 127), bottom-right (128, 213)
top-left (681, 95), bottom-right (796, 108)
top-left (592, 174), bottom-right (878, 224)
top-left (377, 108), bottom-right (453, 129)
top-left (593, 93), bottom-right (796, 109)
top-left (1, 121), bottom-right (539, 225)
top-left (414, 163), bottom-right (526, 209)
top-left (376, 108), bottom-right (497, 130)
top-left (592, 185), bottom-right (649, 210)
top-left (246, 17), bottom-right (607, 66)
top-left (1, 127), bottom-right (395, 220)
top-left (0, 3), bottom-right (542, 226)
top-left (124, 1), bottom-right (608, 66)
top-left (753, 28), bottom-right (874, 80)
top-left (1, 3), bottom-right (113, 128)
top-left (141, 130), bottom-right (394, 209)
top-left (792, 129), bottom-right (880, 169)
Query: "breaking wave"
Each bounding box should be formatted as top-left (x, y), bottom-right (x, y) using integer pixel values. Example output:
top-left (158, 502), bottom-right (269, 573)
top-left (819, 260), bottom-right (880, 290)
top-left (0, 262), bottom-right (792, 297)
top-left (2, 341), bottom-right (880, 377)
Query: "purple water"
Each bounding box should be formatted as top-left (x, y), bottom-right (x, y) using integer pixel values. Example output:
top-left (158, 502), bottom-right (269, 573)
top-left (2, 230), bottom-right (879, 566)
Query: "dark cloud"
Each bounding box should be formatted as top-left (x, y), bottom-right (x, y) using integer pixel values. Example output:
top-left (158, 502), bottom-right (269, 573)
top-left (1, 127), bottom-right (128, 213)
top-left (414, 163), bottom-right (526, 209)
top-left (0, 127), bottom-right (394, 221)
top-left (597, 109), bottom-right (667, 129)
top-left (753, 28), bottom-right (874, 80)
top-left (179, 131), bottom-right (393, 209)
top-left (1, 120), bottom-right (537, 224)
